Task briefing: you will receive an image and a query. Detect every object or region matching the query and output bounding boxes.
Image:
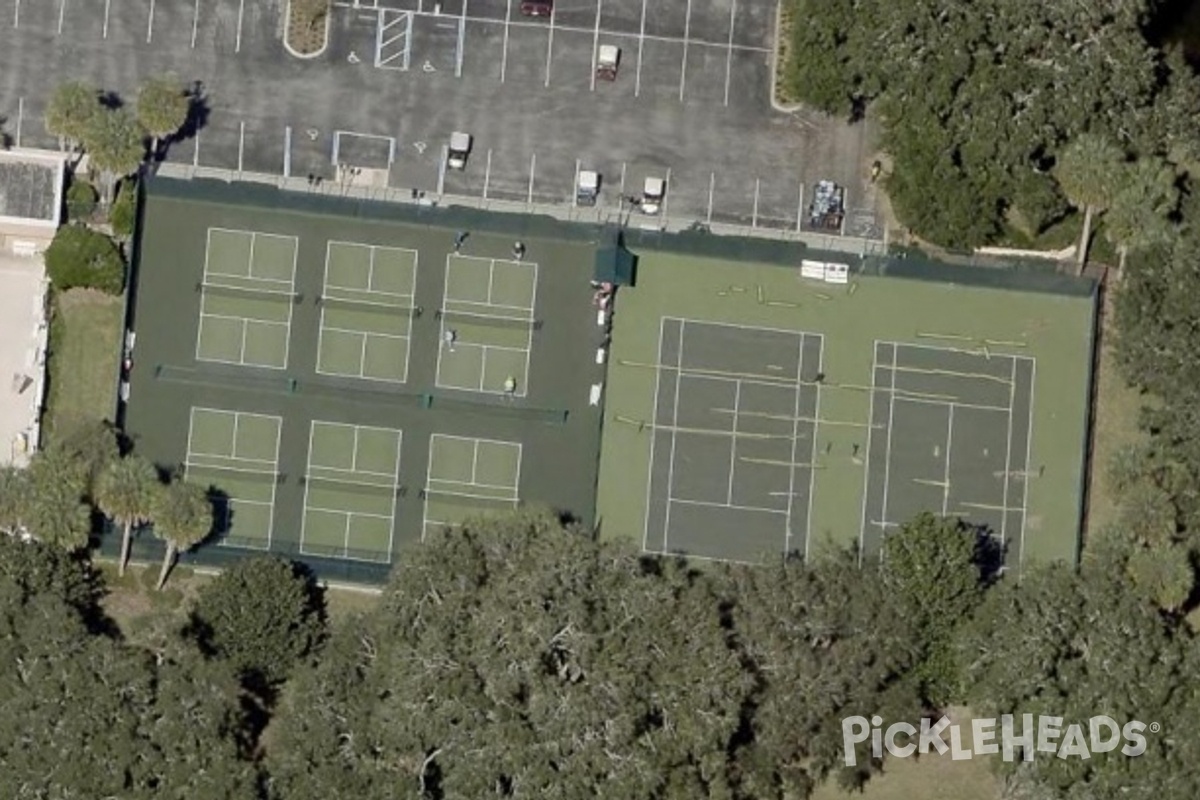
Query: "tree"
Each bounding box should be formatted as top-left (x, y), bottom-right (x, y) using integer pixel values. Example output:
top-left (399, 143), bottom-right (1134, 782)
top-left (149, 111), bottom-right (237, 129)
top-left (136, 75), bottom-right (190, 158)
top-left (188, 556), bottom-right (325, 688)
top-left (43, 418), bottom-right (120, 499)
top-left (44, 81), bottom-right (98, 155)
top-left (83, 106), bottom-right (145, 205)
top-left (879, 512), bottom-right (984, 706)
top-left (0, 533), bottom-right (98, 614)
top-left (149, 479), bottom-right (212, 590)
top-left (1054, 134), bottom-right (1125, 272)
top-left (1102, 156), bottom-right (1180, 274)
top-left (0, 467), bottom-right (30, 535)
top-left (267, 509), bottom-right (760, 799)
top-left (96, 455), bottom-right (159, 577)
top-left (43, 224), bottom-right (125, 294)
top-left (23, 450), bottom-right (91, 551)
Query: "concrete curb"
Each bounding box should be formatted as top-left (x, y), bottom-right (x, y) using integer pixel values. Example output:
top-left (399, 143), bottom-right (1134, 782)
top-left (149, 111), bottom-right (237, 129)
top-left (769, 0), bottom-right (803, 114)
top-left (282, 0), bottom-right (331, 60)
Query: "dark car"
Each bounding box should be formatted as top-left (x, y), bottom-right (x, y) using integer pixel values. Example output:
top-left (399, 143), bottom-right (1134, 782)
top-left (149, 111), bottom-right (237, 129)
top-left (520, 0), bottom-right (552, 16)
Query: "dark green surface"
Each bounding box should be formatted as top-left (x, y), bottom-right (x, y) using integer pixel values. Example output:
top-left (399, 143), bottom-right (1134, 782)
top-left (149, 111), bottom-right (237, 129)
top-left (123, 181), bottom-right (606, 577)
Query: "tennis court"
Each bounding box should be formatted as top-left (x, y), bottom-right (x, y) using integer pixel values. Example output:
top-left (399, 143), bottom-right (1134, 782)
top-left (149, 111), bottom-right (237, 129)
top-left (196, 227), bottom-right (298, 369)
top-left (641, 318), bottom-right (824, 562)
top-left (184, 407), bottom-right (283, 550)
top-left (300, 421), bottom-right (403, 563)
top-left (421, 433), bottom-right (522, 538)
top-left (860, 342), bottom-right (1035, 559)
top-left (436, 254), bottom-right (538, 396)
top-left (316, 241), bottom-right (419, 383)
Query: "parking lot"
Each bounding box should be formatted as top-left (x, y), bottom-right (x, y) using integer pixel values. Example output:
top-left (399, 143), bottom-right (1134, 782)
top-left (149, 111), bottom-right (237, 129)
top-left (0, 0), bottom-right (881, 236)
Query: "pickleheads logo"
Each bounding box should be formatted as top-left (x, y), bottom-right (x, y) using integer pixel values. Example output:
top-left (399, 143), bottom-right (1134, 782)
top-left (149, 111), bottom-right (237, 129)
top-left (841, 715), bottom-right (1156, 767)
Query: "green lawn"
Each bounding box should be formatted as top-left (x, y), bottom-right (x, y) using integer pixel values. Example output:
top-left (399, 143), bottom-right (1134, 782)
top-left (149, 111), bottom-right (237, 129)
top-left (44, 288), bottom-right (123, 437)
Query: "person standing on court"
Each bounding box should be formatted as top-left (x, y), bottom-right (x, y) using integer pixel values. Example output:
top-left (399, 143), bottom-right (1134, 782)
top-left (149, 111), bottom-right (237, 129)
top-left (454, 231), bottom-right (468, 252)
top-left (443, 329), bottom-right (457, 352)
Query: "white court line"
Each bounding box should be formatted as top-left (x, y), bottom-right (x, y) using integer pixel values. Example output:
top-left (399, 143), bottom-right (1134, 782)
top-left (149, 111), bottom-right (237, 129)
top-left (543, 1), bottom-right (555, 87)
top-left (470, 439), bottom-right (480, 483)
top-left (485, 259), bottom-right (495, 304)
top-left (662, 320), bottom-right (686, 553)
top-left (941, 403), bottom-right (955, 515)
top-left (643, 548), bottom-right (762, 566)
top-left (191, 0), bottom-right (200, 47)
top-left (500, 0), bottom-right (511, 82)
top-left (235, 0), bottom-right (245, 52)
top-left (888, 339), bottom-right (1032, 359)
top-left (518, 260), bottom-right (539, 396)
top-left (857, 342), bottom-right (879, 562)
top-left (428, 476), bottom-right (518, 494)
top-left (1018, 359), bottom-right (1036, 571)
top-left (641, 317), bottom-right (667, 553)
top-left (664, 315), bottom-right (819, 339)
top-left (304, 504), bottom-right (392, 522)
top-left (635, 0), bottom-right (646, 96)
top-left (892, 394), bottom-right (1011, 414)
top-left (670, 497), bottom-right (787, 517)
top-left (678, 0), bottom-right (692, 102)
top-left (237, 319), bottom-right (249, 365)
top-left (723, 0), bottom-right (735, 105)
top-left (999, 356), bottom-right (1017, 546)
top-left (146, 0), bottom-right (155, 42)
top-left (783, 337), bottom-right (804, 554)
top-left (56, 0), bottom-right (64, 34)
top-left (876, 343), bottom-right (899, 559)
top-left (803, 336), bottom-right (824, 561)
top-left (726, 380), bottom-right (740, 504)
top-left (103, 0), bottom-right (110, 38)
top-left (186, 458), bottom-right (278, 477)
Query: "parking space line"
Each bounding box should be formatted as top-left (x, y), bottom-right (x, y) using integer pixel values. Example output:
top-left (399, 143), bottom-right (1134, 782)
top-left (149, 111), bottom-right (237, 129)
top-left (191, 0), bottom-right (200, 48)
top-left (501, 0), bottom-right (511, 82)
top-left (236, 0), bottom-right (245, 52)
top-left (238, 122), bottom-right (245, 173)
top-left (706, 172), bottom-right (714, 223)
top-left (15, 97), bottom-right (22, 147)
top-left (661, 167), bottom-right (672, 218)
top-left (589, 0), bottom-right (601, 92)
top-left (103, 0), bottom-right (110, 37)
top-left (619, 162), bottom-right (626, 197)
top-left (193, 130), bottom-right (200, 167)
top-left (572, 159), bottom-right (580, 207)
top-left (752, 178), bottom-right (759, 227)
top-left (723, 0), bottom-right (735, 105)
top-left (283, 126), bottom-right (292, 178)
top-left (56, 0), bottom-right (64, 35)
top-left (635, 0), bottom-right (646, 96)
top-left (12, 0), bottom-right (18, 29)
top-left (544, 1), bottom-right (555, 87)
top-left (483, 149), bottom-right (492, 198)
top-left (527, 153), bottom-right (536, 204)
top-left (147, 0), bottom-right (155, 42)
top-left (795, 181), bottom-right (804, 232)
top-left (679, 0), bottom-right (692, 101)
top-left (456, 0), bottom-right (466, 77)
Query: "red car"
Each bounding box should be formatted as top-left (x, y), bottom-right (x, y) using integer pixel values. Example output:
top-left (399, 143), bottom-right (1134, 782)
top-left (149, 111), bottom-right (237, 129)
top-left (520, 0), bottom-right (552, 16)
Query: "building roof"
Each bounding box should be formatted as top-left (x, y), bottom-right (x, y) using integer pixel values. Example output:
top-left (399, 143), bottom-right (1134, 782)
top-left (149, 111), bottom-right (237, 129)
top-left (0, 149), bottom-right (65, 227)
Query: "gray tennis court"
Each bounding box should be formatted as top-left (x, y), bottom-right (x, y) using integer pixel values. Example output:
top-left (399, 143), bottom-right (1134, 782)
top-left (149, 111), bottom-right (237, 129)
top-left (642, 318), bottom-right (824, 563)
top-left (860, 342), bottom-right (1036, 559)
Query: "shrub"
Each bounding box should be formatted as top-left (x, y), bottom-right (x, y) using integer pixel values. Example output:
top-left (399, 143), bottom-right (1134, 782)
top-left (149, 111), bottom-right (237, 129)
top-left (44, 224), bottom-right (125, 294)
top-left (65, 180), bottom-right (98, 222)
top-left (110, 179), bottom-right (136, 238)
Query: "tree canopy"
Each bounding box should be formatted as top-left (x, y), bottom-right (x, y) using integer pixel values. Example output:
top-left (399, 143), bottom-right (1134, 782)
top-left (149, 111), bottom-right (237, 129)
top-left (44, 224), bottom-right (126, 294)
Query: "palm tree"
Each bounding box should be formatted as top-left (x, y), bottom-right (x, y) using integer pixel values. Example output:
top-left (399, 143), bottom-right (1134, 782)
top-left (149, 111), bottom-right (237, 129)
top-left (44, 81), bottom-right (99, 158)
top-left (96, 456), bottom-right (160, 577)
top-left (135, 75), bottom-right (190, 159)
top-left (1054, 134), bottom-right (1125, 273)
top-left (83, 106), bottom-right (146, 206)
top-left (150, 479), bottom-right (212, 590)
top-left (1103, 157), bottom-right (1179, 276)
top-left (23, 474), bottom-right (91, 551)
